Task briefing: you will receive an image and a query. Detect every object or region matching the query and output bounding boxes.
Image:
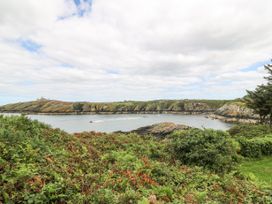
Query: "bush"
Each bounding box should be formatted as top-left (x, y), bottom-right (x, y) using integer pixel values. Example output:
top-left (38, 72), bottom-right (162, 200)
top-left (169, 129), bottom-right (239, 173)
top-left (228, 124), bottom-right (272, 138)
top-left (239, 136), bottom-right (272, 158)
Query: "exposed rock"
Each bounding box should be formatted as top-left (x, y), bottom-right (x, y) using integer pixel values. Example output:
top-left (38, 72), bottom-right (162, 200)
top-left (131, 122), bottom-right (190, 138)
top-left (210, 102), bottom-right (259, 123)
top-left (215, 102), bottom-right (257, 119)
top-left (208, 114), bottom-right (258, 124)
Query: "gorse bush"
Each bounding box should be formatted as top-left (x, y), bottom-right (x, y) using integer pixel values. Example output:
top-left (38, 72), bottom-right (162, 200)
top-left (169, 129), bottom-right (239, 173)
top-left (239, 136), bottom-right (272, 158)
top-left (228, 124), bottom-right (272, 138)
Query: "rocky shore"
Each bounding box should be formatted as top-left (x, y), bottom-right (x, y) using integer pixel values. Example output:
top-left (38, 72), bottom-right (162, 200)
top-left (208, 102), bottom-right (259, 124)
top-left (130, 122), bottom-right (191, 138)
top-left (208, 114), bottom-right (258, 124)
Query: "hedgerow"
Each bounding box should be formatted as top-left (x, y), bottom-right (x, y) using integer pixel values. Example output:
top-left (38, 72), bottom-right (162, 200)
top-left (228, 124), bottom-right (272, 138)
top-left (239, 136), bottom-right (272, 158)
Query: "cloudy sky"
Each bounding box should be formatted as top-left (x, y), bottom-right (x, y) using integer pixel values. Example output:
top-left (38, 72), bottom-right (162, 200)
top-left (0, 0), bottom-right (271, 104)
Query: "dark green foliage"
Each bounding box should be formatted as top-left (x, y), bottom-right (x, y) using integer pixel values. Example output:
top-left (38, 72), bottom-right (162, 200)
top-left (245, 62), bottom-right (272, 124)
top-left (239, 136), bottom-right (272, 158)
top-left (73, 102), bottom-right (84, 112)
top-left (0, 116), bottom-right (270, 203)
top-left (169, 129), bottom-right (239, 173)
top-left (228, 124), bottom-right (272, 158)
top-left (245, 85), bottom-right (272, 123)
top-left (228, 124), bottom-right (272, 138)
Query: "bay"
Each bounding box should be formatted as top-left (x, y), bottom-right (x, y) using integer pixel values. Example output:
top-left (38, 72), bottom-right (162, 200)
top-left (1, 113), bottom-right (233, 133)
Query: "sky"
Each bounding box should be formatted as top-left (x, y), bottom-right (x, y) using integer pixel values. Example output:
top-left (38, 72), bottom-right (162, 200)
top-left (0, 0), bottom-right (272, 105)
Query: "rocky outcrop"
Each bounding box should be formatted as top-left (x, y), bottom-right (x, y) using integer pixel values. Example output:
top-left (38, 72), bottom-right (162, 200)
top-left (131, 122), bottom-right (190, 138)
top-left (208, 114), bottom-right (258, 124)
top-left (209, 102), bottom-right (259, 123)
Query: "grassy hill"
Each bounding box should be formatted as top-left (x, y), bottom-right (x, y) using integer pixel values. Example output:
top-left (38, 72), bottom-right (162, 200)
top-left (0, 115), bottom-right (271, 203)
top-left (0, 99), bottom-right (231, 114)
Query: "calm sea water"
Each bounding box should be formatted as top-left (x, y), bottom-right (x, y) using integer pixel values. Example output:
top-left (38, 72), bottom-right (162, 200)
top-left (1, 113), bottom-right (232, 133)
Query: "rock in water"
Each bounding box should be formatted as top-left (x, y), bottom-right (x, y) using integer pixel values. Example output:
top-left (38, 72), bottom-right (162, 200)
top-left (132, 122), bottom-right (190, 138)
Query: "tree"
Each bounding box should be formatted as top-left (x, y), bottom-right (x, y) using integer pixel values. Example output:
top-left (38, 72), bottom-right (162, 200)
top-left (73, 103), bottom-right (84, 113)
top-left (245, 61), bottom-right (272, 125)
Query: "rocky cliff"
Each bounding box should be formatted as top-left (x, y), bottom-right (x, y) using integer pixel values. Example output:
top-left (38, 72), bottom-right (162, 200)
top-left (209, 102), bottom-right (259, 123)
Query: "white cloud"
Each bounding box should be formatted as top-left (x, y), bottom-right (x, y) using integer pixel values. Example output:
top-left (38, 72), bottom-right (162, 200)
top-left (0, 0), bottom-right (271, 104)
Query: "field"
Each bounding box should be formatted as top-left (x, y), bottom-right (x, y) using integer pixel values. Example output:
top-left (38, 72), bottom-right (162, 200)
top-left (240, 157), bottom-right (272, 187)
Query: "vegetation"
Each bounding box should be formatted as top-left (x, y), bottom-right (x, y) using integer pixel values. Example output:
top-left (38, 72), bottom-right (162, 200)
top-left (228, 124), bottom-right (272, 138)
top-left (73, 103), bottom-right (84, 113)
top-left (239, 136), bottom-right (272, 158)
top-left (169, 129), bottom-right (239, 174)
top-left (0, 116), bottom-right (271, 203)
top-left (0, 99), bottom-right (231, 114)
top-left (240, 157), bottom-right (272, 187)
top-left (245, 62), bottom-right (272, 124)
top-left (228, 123), bottom-right (272, 158)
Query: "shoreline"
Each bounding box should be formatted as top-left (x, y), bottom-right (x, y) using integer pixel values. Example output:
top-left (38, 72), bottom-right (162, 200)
top-left (1, 111), bottom-right (259, 125)
top-left (0, 110), bottom-right (214, 116)
top-left (208, 114), bottom-right (258, 124)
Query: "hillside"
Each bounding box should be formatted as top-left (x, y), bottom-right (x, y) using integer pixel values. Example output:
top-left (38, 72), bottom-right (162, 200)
top-left (0, 115), bottom-right (271, 203)
top-left (0, 99), bottom-right (231, 114)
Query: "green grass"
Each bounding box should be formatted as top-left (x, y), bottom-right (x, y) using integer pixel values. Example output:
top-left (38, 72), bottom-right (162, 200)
top-left (240, 157), bottom-right (272, 187)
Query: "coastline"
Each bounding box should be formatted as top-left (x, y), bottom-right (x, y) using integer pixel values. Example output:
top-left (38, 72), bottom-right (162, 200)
top-left (208, 114), bottom-right (258, 124)
top-left (1, 109), bottom-right (259, 125)
top-left (0, 110), bottom-right (214, 116)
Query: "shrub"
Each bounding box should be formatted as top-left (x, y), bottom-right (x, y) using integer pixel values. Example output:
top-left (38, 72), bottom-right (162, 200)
top-left (228, 124), bottom-right (272, 138)
top-left (169, 129), bottom-right (239, 173)
top-left (239, 136), bottom-right (272, 158)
